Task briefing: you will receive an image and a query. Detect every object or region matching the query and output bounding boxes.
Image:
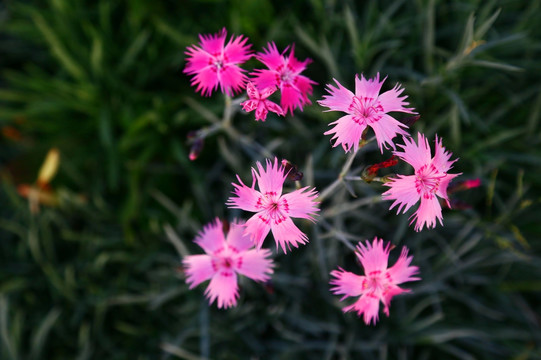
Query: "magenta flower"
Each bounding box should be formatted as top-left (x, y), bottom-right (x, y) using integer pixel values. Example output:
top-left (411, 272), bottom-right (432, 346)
top-left (318, 73), bottom-right (415, 153)
top-left (382, 133), bottom-right (461, 232)
top-left (184, 28), bottom-right (252, 97)
top-left (330, 238), bottom-right (420, 325)
top-left (251, 43), bottom-right (316, 115)
top-left (240, 82), bottom-right (284, 121)
top-left (227, 158), bottom-right (319, 253)
top-left (183, 218), bottom-right (274, 309)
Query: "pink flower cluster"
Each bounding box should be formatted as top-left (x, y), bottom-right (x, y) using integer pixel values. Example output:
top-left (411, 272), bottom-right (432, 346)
top-left (181, 27), bottom-right (472, 324)
top-left (319, 74), bottom-right (460, 232)
top-left (184, 28), bottom-right (315, 121)
top-left (184, 158), bottom-right (319, 308)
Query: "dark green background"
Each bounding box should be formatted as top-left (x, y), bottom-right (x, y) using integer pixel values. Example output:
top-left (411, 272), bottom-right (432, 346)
top-left (1, 0), bottom-right (540, 359)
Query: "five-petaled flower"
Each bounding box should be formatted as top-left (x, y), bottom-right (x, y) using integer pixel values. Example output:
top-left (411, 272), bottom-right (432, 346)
top-left (382, 133), bottom-right (461, 231)
top-left (241, 82), bottom-right (284, 121)
top-left (184, 28), bottom-right (252, 97)
top-left (318, 73), bottom-right (415, 153)
top-left (227, 158), bottom-right (319, 253)
top-left (330, 238), bottom-right (420, 325)
top-left (183, 218), bottom-right (274, 309)
top-left (251, 43), bottom-right (316, 115)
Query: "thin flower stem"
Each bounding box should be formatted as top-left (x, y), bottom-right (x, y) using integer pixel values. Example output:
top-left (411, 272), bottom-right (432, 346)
top-left (317, 148), bottom-right (359, 203)
top-left (220, 94), bottom-right (273, 158)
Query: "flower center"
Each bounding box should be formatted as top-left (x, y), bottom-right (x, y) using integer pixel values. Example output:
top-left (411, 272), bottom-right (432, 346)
top-left (209, 52), bottom-right (229, 72)
top-left (362, 270), bottom-right (392, 297)
top-left (348, 96), bottom-right (384, 125)
top-left (275, 64), bottom-right (295, 85)
top-left (415, 164), bottom-right (444, 199)
top-left (256, 192), bottom-right (290, 225)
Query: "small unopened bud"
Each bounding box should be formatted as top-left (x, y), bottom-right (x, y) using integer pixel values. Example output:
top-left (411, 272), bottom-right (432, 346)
top-left (362, 156), bottom-right (398, 182)
top-left (448, 178), bottom-right (481, 194)
top-left (263, 280), bottom-right (275, 294)
top-left (281, 159), bottom-right (303, 181)
top-left (189, 138), bottom-right (204, 161)
top-left (221, 219), bottom-right (230, 235)
top-left (186, 130), bottom-right (198, 140)
top-left (399, 114), bottom-right (420, 127)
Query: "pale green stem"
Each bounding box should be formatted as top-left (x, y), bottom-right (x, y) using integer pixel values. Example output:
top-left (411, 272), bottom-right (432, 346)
top-left (317, 148), bottom-right (359, 203)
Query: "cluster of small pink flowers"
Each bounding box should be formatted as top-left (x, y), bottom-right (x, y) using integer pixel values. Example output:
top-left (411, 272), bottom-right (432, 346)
top-left (184, 28), bottom-right (315, 121)
top-left (181, 27), bottom-right (471, 324)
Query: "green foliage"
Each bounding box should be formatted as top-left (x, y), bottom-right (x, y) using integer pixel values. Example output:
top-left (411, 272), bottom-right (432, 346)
top-left (1, 0), bottom-right (540, 359)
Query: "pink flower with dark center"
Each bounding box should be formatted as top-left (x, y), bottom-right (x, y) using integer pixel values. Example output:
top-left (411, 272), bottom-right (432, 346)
top-left (184, 28), bottom-right (252, 97)
top-left (382, 133), bottom-right (461, 231)
top-left (318, 73), bottom-right (415, 153)
top-left (330, 238), bottom-right (420, 325)
top-left (183, 218), bottom-right (274, 309)
top-left (251, 43), bottom-right (316, 115)
top-left (227, 158), bottom-right (319, 253)
top-left (240, 82), bottom-right (284, 121)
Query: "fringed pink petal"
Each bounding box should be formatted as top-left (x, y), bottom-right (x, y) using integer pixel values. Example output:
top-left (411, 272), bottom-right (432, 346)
top-left (250, 69), bottom-right (279, 92)
top-left (324, 115), bottom-right (367, 153)
top-left (432, 135), bottom-right (458, 173)
top-left (411, 194), bottom-right (443, 232)
top-left (219, 65), bottom-right (247, 96)
top-left (280, 187), bottom-right (319, 220)
top-left (270, 216), bottom-right (308, 253)
top-left (198, 28), bottom-right (227, 54)
top-left (227, 175), bottom-right (261, 212)
top-left (356, 238), bottom-right (390, 275)
top-left (382, 175), bottom-right (421, 214)
top-left (189, 67), bottom-right (220, 97)
top-left (343, 294), bottom-right (381, 326)
top-left (369, 114), bottom-right (409, 153)
top-left (223, 34), bottom-right (252, 64)
top-left (244, 213), bottom-right (272, 250)
top-left (254, 158), bottom-right (286, 198)
top-left (195, 218), bottom-right (226, 254)
top-left (183, 254), bottom-right (215, 289)
top-left (395, 133), bottom-right (432, 171)
top-left (330, 268), bottom-right (365, 300)
top-left (435, 172), bottom-right (461, 206)
top-left (381, 284), bottom-right (408, 316)
top-left (280, 84), bottom-right (305, 115)
top-left (255, 42), bottom-right (284, 71)
top-left (377, 84), bottom-right (416, 114)
top-left (205, 270), bottom-right (239, 309)
top-left (234, 249), bottom-right (274, 282)
top-left (317, 78), bottom-right (355, 113)
top-left (386, 247), bottom-right (420, 284)
top-left (225, 221), bottom-right (254, 253)
top-left (354, 73), bottom-right (384, 100)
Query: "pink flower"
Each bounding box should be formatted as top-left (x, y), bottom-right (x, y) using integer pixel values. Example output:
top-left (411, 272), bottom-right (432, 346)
top-left (183, 218), bottom-right (274, 309)
top-left (184, 28), bottom-right (252, 97)
top-left (330, 238), bottom-right (420, 325)
top-left (227, 158), bottom-right (319, 253)
top-left (382, 133), bottom-right (461, 232)
top-left (318, 73), bottom-right (415, 153)
top-left (251, 43), bottom-right (316, 115)
top-left (240, 82), bottom-right (284, 121)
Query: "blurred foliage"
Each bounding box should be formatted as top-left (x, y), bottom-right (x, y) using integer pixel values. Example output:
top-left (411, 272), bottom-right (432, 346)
top-left (1, 0), bottom-right (540, 359)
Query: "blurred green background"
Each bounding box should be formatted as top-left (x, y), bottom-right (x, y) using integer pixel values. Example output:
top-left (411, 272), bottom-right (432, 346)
top-left (1, 0), bottom-right (540, 359)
